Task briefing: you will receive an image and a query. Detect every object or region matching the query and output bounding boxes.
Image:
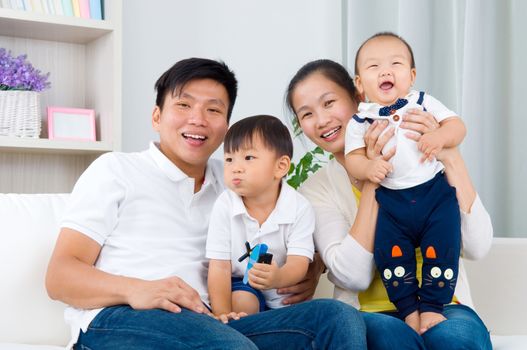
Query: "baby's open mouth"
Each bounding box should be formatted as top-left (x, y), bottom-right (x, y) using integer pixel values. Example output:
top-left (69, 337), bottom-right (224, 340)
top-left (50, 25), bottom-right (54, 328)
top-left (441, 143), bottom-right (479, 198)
top-left (379, 81), bottom-right (394, 90)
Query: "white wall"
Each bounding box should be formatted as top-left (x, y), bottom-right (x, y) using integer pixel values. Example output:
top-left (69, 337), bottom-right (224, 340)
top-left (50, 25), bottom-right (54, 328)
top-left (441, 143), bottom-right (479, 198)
top-left (122, 0), bottom-right (343, 161)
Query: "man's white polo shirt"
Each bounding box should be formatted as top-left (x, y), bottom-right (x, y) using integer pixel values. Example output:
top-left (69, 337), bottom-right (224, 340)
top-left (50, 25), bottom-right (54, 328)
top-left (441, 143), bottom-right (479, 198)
top-left (60, 142), bottom-right (224, 345)
top-left (206, 183), bottom-right (315, 309)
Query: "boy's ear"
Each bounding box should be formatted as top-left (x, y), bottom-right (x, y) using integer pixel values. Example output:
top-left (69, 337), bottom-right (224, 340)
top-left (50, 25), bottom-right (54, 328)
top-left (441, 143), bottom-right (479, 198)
top-left (275, 155), bottom-right (291, 179)
top-left (152, 106), bottom-right (161, 131)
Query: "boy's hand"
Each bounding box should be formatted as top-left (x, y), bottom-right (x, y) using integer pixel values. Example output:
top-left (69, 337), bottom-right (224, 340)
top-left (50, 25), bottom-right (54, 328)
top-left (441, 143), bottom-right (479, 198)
top-left (214, 311), bottom-right (248, 324)
top-left (418, 130), bottom-right (445, 162)
top-left (365, 159), bottom-right (392, 183)
top-left (248, 261), bottom-right (281, 290)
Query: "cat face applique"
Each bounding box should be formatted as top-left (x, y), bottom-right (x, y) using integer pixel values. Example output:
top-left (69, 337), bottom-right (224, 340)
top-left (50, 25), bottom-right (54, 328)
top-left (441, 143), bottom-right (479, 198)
top-left (422, 246), bottom-right (457, 291)
top-left (381, 245), bottom-right (414, 289)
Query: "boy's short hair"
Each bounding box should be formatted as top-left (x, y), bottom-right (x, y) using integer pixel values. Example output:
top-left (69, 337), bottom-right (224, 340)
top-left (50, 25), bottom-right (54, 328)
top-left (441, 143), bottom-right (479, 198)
top-left (354, 32), bottom-right (416, 75)
top-left (154, 58), bottom-right (238, 122)
top-left (224, 115), bottom-right (293, 159)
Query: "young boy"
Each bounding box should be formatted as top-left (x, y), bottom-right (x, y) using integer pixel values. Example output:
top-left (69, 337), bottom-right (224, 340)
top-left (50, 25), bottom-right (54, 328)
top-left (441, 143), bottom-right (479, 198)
top-left (206, 115), bottom-right (315, 323)
top-left (345, 32), bottom-right (466, 334)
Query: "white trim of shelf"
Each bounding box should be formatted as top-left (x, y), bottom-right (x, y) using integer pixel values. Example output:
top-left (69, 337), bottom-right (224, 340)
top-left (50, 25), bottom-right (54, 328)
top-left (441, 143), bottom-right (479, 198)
top-left (0, 7), bottom-right (114, 44)
top-left (0, 136), bottom-right (112, 154)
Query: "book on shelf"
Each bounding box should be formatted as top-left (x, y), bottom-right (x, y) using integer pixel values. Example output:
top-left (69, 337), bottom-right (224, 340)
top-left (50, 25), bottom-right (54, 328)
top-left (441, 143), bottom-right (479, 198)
top-left (89, 0), bottom-right (101, 20)
top-left (53, 0), bottom-right (62, 15)
top-left (41, 0), bottom-right (49, 13)
top-left (71, 0), bottom-right (80, 17)
top-left (9, 0), bottom-right (22, 10)
top-left (22, 0), bottom-right (31, 11)
top-left (61, 0), bottom-right (72, 16)
top-left (0, 0), bottom-right (105, 20)
top-left (30, 0), bottom-right (42, 12)
top-left (47, 0), bottom-right (55, 14)
top-left (78, 0), bottom-right (89, 18)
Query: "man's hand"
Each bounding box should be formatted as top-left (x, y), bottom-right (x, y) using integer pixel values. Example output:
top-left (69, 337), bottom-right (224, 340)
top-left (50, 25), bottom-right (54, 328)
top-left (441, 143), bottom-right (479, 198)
top-left (248, 261), bottom-right (281, 290)
top-left (127, 276), bottom-right (210, 315)
top-left (277, 253), bottom-right (325, 305)
top-left (417, 130), bottom-right (445, 162)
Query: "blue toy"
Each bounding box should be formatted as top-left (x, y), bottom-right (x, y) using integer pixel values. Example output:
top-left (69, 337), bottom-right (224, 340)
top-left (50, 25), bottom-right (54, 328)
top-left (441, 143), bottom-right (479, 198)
top-left (238, 241), bottom-right (273, 285)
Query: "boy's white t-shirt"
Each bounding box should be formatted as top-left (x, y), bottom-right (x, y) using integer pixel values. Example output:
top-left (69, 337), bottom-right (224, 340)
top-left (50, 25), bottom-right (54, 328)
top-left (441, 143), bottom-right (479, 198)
top-left (345, 90), bottom-right (458, 190)
top-left (206, 183), bottom-right (315, 309)
top-left (60, 142), bottom-right (224, 347)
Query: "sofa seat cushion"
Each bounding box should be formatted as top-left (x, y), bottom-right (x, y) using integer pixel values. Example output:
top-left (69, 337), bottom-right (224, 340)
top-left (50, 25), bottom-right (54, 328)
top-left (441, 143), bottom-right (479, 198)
top-left (0, 194), bottom-right (70, 346)
top-left (0, 344), bottom-right (65, 350)
top-left (491, 335), bottom-right (527, 350)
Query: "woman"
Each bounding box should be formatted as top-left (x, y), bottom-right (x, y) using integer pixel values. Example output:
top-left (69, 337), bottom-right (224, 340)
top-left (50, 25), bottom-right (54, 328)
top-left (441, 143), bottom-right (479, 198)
top-left (283, 59), bottom-right (493, 349)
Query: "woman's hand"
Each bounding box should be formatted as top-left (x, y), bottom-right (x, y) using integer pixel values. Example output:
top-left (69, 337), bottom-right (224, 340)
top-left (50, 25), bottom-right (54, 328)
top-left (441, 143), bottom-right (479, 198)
top-left (400, 108), bottom-right (440, 141)
top-left (364, 120), bottom-right (396, 160)
top-left (275, 253), bottom-right (325, 305)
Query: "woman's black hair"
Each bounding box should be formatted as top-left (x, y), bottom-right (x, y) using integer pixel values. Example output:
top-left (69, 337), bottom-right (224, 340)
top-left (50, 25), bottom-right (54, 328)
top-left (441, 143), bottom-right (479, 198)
top-left (224, 115), bottom-right (293, 159)
top-left (285, 59), bottom-right (358, 132)
top-left (154, 58), bottom-right (238, 122)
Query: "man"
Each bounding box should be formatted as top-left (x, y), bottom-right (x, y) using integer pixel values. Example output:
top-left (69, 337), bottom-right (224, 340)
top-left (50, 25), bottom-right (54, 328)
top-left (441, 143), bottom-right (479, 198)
top-left (46, 58), bottom-right (366, 349)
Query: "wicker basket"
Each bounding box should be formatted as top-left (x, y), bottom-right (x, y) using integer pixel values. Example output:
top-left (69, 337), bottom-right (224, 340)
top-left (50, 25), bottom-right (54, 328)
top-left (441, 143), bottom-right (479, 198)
top-left (0, 90), bottom-right (41, 138)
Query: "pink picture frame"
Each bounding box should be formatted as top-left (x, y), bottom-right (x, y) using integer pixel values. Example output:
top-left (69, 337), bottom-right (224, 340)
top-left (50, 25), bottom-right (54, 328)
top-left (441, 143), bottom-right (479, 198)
top-left (47, 106), bottom-right (96, 142)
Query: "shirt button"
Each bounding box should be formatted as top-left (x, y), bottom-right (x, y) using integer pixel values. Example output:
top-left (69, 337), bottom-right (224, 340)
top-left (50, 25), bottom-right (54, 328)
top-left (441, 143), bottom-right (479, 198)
top-left (390, 109), bottom-right (396, 115)
top-left (393, 114), bottom-right (400, 122)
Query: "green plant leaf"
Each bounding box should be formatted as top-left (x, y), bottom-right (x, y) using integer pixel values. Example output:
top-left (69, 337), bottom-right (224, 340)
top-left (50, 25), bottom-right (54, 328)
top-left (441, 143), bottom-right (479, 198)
top-left (312, 146), bottom-right (324, 155)
top-left (287, 146), bottom-right (330, 190)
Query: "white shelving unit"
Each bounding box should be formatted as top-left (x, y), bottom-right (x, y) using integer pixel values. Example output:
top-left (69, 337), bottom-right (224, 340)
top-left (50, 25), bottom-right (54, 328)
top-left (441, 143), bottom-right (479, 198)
top-left (0, 2), bottom-right (122, 193)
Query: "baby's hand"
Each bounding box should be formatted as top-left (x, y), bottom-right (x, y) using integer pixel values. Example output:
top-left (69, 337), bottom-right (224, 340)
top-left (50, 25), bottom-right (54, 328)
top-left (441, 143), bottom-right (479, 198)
top-left (248, 261), bottom-right (280, 290)
top-left (215, 311), bottom-right (248, 324)
top-left (418, 131), bottom-right (445, 162)
top-left (365, 159), bottom-right (392, 183)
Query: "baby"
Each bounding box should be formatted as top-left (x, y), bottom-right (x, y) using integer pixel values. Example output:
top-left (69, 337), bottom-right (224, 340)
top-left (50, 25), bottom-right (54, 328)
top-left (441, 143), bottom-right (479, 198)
top-left (345, 32), bottom-right (466, 334)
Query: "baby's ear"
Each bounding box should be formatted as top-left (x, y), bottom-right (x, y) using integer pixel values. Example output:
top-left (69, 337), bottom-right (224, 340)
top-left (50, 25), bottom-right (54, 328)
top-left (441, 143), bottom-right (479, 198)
top-left (354, 75), bottom-right (364, 95)
top-left (410, 68), bottom-right (416, 86)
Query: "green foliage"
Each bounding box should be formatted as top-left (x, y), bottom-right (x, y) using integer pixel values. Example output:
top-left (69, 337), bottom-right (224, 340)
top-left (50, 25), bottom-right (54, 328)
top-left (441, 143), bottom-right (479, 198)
top-left (287, 146), bottom-right (333, 189)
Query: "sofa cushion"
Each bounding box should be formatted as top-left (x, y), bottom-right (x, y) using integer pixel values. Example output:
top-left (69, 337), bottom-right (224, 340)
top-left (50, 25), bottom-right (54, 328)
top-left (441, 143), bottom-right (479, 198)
top-left (0, 344), bottom-right (64, 350)
top-left (464, 237), bottom-right (527, 336)
top-left (491, 335), bottom-right (527, 350)
top-left (0, 194), bottom-right (69, 346)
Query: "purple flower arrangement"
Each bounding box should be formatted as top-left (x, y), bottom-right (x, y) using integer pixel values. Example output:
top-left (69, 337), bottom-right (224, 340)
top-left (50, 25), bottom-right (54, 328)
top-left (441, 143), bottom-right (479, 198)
top-left (0, 48), bottom-right (50, 92)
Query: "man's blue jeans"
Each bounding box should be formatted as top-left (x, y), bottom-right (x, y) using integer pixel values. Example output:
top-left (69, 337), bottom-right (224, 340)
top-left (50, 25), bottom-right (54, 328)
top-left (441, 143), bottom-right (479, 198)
top-left (362, 304), bottom-right (492, 350)
top-left (75, 299), bottom-right (366, 349)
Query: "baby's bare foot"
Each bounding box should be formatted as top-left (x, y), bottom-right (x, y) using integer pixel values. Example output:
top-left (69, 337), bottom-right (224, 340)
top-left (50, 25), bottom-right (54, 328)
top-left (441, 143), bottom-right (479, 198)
top-left (420, 311), bottom-right (446, 334)
top-left (404, 310), bottom-right (420, 334)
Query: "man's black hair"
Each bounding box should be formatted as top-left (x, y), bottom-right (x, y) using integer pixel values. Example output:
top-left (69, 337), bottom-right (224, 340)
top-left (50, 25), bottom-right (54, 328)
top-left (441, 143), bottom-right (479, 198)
top-left (155, 58), bottom-right (237, 121)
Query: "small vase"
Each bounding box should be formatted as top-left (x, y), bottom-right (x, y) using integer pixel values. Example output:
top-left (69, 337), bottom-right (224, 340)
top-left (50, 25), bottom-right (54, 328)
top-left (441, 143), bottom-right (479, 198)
top-left (0, 90), bottom-right (41, 138)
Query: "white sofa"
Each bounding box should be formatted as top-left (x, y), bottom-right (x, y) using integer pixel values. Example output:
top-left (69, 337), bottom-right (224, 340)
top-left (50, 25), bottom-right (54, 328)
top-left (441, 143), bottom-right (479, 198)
top-left (1, 193), bottom-right (526, 349)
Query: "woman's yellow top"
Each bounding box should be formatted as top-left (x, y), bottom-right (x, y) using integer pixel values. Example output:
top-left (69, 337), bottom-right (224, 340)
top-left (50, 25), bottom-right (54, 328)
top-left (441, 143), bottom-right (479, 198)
top-left (351, 185), bottom-right (458, 312)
